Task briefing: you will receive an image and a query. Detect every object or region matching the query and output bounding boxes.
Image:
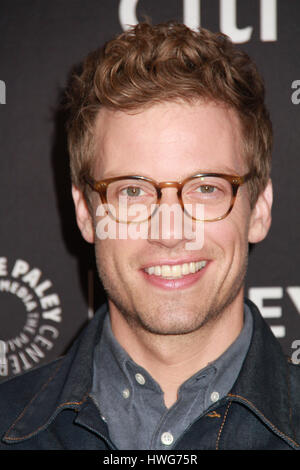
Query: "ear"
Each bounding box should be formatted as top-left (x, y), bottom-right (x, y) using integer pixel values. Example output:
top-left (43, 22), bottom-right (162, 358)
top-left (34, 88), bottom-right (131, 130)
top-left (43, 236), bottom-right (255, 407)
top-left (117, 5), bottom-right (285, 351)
top-left (248, 179), bottom-right (273, 244)
top-left (71, 185), bottom-right (94, 244)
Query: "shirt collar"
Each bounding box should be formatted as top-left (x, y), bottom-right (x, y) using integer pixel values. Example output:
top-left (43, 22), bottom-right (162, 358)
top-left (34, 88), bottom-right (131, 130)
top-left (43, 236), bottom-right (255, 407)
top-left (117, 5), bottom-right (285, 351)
top-left (91, 303), bottom-right (253, 409)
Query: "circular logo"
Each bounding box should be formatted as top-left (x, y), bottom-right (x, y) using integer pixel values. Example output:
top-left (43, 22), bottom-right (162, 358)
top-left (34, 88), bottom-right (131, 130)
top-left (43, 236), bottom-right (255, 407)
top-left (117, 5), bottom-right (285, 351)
top-left (0, 257), bottom-right (62, 379)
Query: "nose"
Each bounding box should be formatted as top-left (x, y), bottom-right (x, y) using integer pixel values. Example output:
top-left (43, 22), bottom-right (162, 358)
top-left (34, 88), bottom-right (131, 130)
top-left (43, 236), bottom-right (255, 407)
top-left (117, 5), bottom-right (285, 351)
top-left (159, 186), bottom-right (181, 205)
top-left (147, 187), bottom-right (189, 249)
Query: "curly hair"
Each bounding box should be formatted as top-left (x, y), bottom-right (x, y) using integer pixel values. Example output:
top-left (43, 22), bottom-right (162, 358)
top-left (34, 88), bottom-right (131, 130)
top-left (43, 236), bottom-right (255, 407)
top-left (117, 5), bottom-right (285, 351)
top-left (65, 21), bottom-right (272, 208)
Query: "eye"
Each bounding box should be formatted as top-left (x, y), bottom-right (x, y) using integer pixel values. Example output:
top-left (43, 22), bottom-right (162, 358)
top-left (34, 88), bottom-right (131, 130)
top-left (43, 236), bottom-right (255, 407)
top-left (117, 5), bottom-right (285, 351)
top-left (196, 185), bottom-right (218, 194)
top-left (120, 186), bottom-right (146, 197)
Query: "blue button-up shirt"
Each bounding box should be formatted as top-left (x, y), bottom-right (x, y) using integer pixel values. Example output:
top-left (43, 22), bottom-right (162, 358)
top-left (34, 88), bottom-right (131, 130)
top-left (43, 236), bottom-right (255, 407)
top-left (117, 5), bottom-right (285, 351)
top-left (90, 304), bottom-right (253, 449)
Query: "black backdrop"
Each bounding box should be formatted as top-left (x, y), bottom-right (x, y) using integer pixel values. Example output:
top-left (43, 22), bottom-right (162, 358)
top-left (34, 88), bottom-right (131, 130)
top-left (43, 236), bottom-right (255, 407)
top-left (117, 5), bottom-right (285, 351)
top-left (0, 0), bottom-right (300, 381)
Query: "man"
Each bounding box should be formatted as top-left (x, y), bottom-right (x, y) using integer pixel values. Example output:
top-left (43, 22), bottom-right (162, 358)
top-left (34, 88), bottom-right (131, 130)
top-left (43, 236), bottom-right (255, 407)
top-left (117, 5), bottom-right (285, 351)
top-left (0, 21), bottom-right (299, 451)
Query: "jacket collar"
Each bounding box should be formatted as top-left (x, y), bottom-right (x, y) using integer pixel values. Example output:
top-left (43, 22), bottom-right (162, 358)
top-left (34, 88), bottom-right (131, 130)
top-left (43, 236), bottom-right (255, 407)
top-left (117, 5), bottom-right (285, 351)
top-left (3, 299), bottom-right (299, 448)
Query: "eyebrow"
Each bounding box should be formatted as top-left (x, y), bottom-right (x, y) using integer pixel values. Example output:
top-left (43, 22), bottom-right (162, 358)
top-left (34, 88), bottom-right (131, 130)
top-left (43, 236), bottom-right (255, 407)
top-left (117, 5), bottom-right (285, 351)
top-left (181, 167), bottom-right (242, 177)
top-left (99, 167), bottom-right (243, 181)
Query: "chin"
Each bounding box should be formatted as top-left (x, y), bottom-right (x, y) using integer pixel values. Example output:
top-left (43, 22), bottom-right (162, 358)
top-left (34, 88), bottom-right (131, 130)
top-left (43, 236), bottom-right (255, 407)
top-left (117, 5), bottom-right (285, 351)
top-left (127, 304), bottom-right (209, 336)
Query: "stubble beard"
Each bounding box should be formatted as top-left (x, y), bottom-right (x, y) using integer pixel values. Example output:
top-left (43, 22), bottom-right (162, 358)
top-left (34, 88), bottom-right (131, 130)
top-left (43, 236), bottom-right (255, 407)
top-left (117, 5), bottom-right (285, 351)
top-left (95, 249), bottom-right (249, 337)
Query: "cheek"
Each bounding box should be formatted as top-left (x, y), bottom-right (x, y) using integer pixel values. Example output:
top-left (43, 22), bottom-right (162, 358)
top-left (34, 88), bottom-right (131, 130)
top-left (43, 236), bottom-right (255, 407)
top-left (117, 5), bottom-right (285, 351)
top-left (94, 239), bottom-right (125, 294)
top-left (95, 237), bottom-right (144, 275)
top-left (204, 203), bottom-right (250, 259)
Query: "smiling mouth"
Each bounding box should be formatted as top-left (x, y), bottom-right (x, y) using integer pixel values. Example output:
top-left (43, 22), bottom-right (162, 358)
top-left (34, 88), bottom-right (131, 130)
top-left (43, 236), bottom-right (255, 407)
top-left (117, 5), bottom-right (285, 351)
top-left (143, 260), bottom-right (208, 279)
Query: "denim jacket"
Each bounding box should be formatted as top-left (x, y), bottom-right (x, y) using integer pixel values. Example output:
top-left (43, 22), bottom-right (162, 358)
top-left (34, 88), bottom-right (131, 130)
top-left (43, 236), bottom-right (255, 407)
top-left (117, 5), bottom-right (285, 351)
top-left (0, 298), bottom-right (299, 450)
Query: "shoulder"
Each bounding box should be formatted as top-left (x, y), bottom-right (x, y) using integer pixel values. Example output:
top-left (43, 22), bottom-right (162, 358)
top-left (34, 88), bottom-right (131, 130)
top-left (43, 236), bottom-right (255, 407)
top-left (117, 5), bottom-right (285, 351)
top-left (0, 357), bottom-right (64, 437)
top-left (0, 357), bottom-right (64, 399)
top-left (0, 305), bottom-right (107, 445)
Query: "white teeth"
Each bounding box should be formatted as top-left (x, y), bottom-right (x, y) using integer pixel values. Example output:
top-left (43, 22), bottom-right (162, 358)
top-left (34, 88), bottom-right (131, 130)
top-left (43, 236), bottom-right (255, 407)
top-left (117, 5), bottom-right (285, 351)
top-left (154, 266), bottom-right (161, 276)
top-left (189, 262), bottom-right (196, 273)
top-left (171, 265), bottom-right (181, 278)
top-left (161, 265), bottom-right (172, 277)
top-left (144, 260), bottom-right (207, 279)
top-left (182, 263), bottom-right (189, 275)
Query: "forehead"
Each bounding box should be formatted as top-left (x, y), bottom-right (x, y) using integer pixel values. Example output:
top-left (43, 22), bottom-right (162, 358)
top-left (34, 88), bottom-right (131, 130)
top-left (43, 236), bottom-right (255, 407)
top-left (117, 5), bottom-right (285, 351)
top-left (93, 101), bottom-right (246, 179)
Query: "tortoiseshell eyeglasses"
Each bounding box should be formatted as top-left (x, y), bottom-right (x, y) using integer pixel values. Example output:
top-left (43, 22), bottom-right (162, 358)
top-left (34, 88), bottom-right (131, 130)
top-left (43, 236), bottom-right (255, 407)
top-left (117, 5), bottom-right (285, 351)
top-left (82, 171), bottom-right (253, 223)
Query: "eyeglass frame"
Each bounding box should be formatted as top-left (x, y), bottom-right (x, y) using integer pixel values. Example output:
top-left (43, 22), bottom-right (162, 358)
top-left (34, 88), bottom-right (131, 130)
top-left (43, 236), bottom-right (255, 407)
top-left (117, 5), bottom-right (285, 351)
top-left (82, 171), bottom-right (253, 223)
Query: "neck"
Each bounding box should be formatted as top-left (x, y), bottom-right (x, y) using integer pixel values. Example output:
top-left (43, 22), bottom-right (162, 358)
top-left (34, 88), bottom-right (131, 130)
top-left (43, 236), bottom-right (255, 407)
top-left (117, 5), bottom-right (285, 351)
top-left (109, 295), bottom-right (244, 408)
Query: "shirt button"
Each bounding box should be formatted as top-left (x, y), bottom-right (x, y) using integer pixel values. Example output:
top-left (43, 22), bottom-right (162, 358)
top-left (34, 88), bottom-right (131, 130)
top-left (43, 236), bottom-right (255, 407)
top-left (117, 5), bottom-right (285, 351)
top-left (161, 431), bottom-right (174, 446)
top-left (210, 391), bottom-right (220, 403)
top-left (135, 373), bottom-right (146, 385)
top-left (122, 388), bottom-right (130, 399)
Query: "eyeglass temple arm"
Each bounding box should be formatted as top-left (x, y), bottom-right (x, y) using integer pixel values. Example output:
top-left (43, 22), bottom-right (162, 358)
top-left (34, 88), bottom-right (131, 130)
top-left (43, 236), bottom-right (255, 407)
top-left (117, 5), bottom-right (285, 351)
top-left (80, 173), bottom-right (97, 189)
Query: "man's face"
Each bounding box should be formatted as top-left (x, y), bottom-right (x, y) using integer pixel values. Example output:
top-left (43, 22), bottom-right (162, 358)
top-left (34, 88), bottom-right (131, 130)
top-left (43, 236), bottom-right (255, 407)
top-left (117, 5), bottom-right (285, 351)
top-left (74, 101), bottom-right (272, 336)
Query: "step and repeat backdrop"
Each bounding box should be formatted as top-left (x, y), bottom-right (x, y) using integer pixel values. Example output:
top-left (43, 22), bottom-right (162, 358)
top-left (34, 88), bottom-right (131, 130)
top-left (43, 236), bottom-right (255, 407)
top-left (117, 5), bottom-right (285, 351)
top-left (0, 0), bottom-right (300, 381)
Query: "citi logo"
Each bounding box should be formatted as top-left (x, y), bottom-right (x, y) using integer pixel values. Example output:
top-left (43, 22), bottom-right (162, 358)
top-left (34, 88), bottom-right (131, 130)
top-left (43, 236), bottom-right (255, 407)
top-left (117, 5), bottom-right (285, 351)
top-left (119, 0), bottom-right (277, 43)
